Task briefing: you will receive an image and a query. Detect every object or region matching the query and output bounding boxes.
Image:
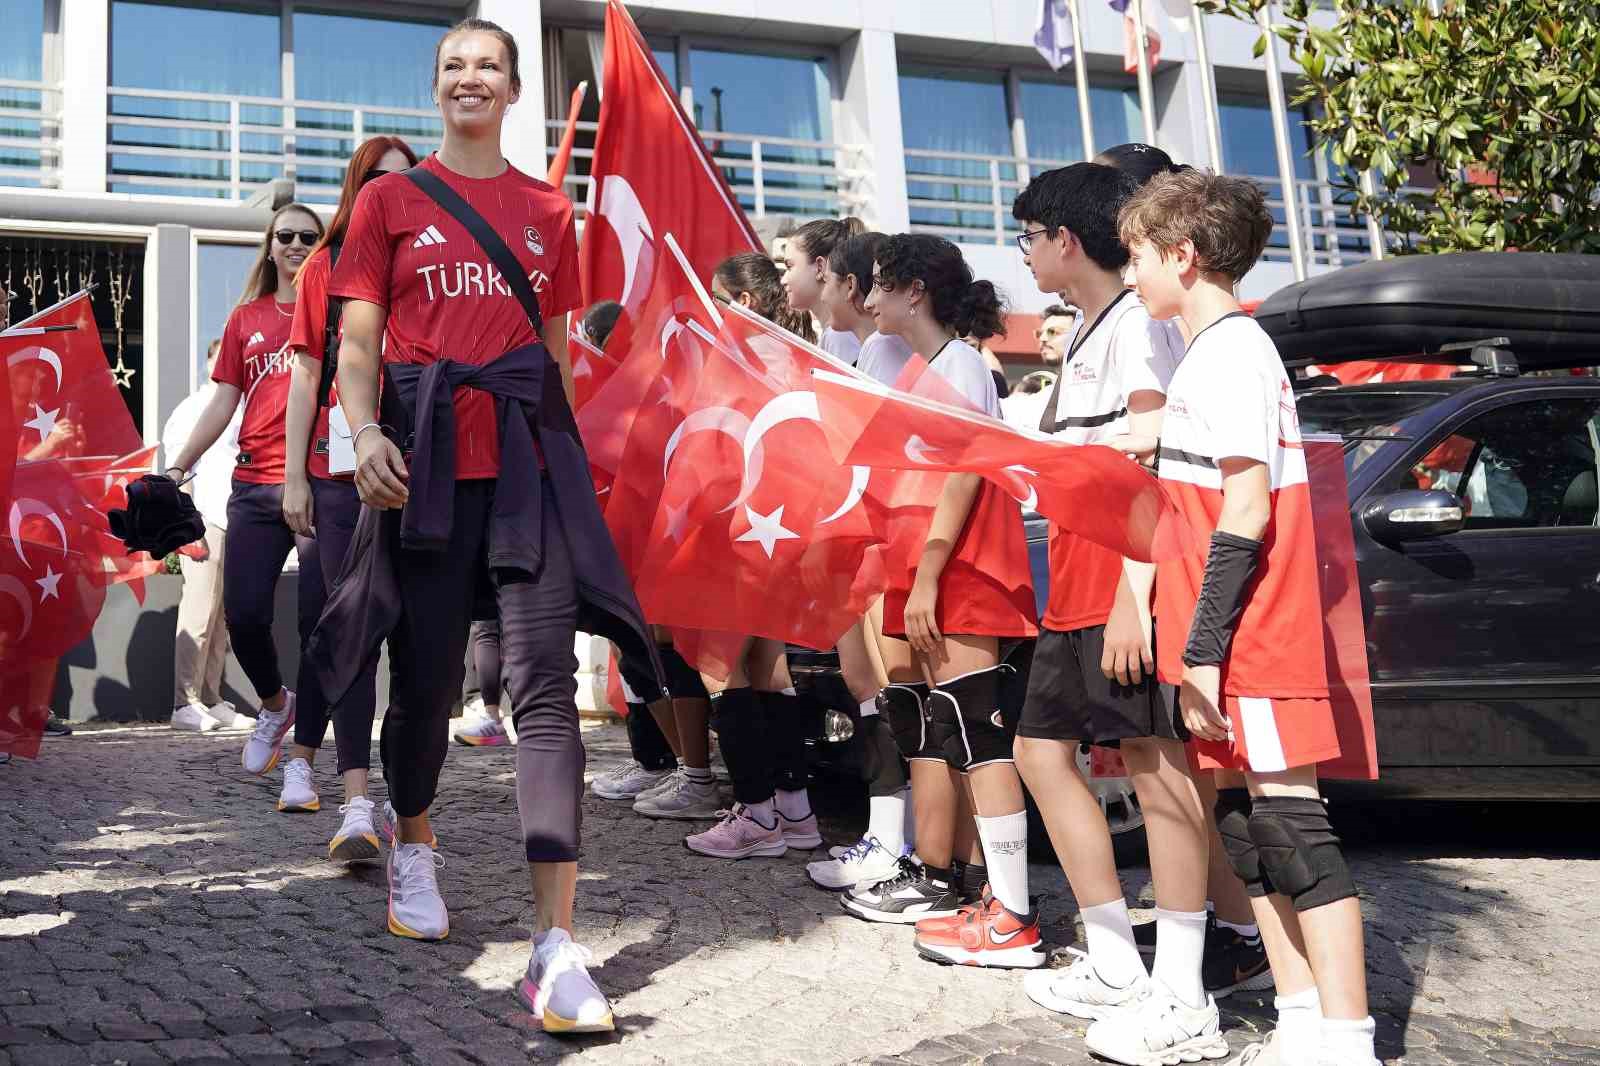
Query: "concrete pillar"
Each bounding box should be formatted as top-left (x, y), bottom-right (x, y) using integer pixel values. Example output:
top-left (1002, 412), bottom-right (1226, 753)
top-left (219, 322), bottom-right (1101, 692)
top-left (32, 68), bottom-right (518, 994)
top-left (143, 224), bottom-right (192, 450)
top-left (473, 0), bottom-right (547, 178)
top-left (58, 0), bottom-right (109, 194)
top-left (839, 28), bottom-right (908, 234)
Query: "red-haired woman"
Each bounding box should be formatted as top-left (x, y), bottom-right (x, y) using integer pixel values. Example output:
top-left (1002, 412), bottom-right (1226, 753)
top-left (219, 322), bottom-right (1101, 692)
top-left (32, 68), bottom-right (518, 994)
top-left (305, 19), bottom-right (660, 1033)
top-left (281, 135), bottom-right (418, 860)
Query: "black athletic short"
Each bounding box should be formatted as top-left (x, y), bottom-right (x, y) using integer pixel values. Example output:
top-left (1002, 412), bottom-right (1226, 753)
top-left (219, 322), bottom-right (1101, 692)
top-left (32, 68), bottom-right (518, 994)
top-left (658, 644), bottom-right (709, 701)
top-left (1017, 624), bottom-right (1184, 745)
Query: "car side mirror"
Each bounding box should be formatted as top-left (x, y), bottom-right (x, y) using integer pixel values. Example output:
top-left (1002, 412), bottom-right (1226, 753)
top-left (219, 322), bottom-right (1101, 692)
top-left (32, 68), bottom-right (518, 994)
top-left (1360, 489), bottom-right (1466, 543)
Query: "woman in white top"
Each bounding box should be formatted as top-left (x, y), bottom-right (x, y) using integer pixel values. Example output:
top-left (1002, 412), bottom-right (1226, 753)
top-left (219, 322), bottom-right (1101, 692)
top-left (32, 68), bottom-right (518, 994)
top-left (780, 216), bottom-right (865, 363)
top-left (820, 231), bottom-right (914, 387)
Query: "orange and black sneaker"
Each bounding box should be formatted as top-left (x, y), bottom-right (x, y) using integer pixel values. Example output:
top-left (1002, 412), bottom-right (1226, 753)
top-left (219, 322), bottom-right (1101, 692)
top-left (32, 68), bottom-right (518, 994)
top-left (913, 884), bottom-right (991, 940)
top-left (914, 894), bottom-right (1045, 969)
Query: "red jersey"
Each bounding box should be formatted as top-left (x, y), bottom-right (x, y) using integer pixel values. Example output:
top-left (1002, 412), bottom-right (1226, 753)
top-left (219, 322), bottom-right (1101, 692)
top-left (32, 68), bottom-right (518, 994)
top-left (1040, 292), bottom-right (1181, 631)
top-left (285, 248), bottom-right (344, 481)
top-left (328, 154), bottom-right (583, 478)
top-left (213, 294), bottom-right (295, 484)
top-left (1154, 313), bottom-right (1329, 699)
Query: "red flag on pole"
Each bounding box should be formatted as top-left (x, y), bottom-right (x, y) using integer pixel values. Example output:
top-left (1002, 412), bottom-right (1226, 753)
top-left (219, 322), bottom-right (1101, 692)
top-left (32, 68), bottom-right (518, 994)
top-left (546, 81), bottom-right (590, 191)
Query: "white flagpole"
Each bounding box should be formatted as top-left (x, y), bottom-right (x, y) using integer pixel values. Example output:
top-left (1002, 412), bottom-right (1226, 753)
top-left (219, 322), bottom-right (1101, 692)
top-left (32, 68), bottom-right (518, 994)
top-left (1257, 1), bottom-right (1308, 281)
top-left (1067, 0), bottom-right (1097, 159)
top-left (1131, 0), bottom-right (1159, 146)
top-left (1189, 7), bottom-right (1225, 172)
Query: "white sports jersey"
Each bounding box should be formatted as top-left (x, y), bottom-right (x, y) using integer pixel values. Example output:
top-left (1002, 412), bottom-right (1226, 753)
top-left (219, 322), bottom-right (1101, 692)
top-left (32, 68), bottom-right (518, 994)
top-left (820, 327), bottom-right (862, 366)
top-left (928, 338), bottom-right (1001, 418)
top-left (1040, 290), bottom-right (1182, 444)
top-left (855, 331), bottom-right (914, 387)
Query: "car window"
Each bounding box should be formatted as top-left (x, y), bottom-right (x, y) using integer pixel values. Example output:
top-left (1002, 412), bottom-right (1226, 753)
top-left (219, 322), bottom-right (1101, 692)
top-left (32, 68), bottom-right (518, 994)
top-left (1383, 398), bottom-right (1600, 531)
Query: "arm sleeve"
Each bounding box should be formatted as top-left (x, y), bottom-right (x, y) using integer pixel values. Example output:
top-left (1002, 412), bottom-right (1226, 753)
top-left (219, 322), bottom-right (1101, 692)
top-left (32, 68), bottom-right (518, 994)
top-left (211, 309), bottom-right (245, 389)
top-left (1182, 531), bottom-right (1264, 667)
top-left (287, 252), bottom-right (328, 360)
top-left (328, 184), bottom-right (392, 308)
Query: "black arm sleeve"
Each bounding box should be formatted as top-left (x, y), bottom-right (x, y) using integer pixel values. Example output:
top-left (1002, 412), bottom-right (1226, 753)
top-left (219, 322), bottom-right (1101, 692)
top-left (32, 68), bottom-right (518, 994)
top-left (1182, 531), bottom-right (1264, 669)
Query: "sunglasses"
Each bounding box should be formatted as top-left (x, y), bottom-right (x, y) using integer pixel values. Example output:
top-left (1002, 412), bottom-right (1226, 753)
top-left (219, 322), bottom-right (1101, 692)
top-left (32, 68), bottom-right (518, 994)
top-left (361, 167), bottom-right (402, 187)
top-left (274, 229), bottom-right (320, 247)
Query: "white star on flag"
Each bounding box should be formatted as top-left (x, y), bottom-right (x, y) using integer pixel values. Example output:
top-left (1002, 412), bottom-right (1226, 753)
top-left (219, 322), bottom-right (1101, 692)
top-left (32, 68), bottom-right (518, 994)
top-left (735, 504), bottom-right (799, 559)
top-left (664, 499), bottom-right (690, 543)
top-left (23, 403), bottom-right (59, 440)
top-left (35, 565), bottom-right (61, 601)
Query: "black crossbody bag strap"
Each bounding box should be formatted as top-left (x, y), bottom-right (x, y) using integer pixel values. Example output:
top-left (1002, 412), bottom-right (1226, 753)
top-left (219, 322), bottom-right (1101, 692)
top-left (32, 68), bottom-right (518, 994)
top-left (316, 241), bottom-right (343, 408)
top-left (402, 167), bottom-right (546, 336)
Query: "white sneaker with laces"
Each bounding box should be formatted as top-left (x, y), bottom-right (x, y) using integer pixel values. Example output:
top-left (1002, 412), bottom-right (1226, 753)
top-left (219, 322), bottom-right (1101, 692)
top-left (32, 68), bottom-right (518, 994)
top-left (380, 801), bottom-right (438, 850)
top-left (277, 757), bottom-right (319, 812)
top-left (328, 796), bottom-right (381, 863)
top-left (454, 715), bottom-right (511, 747)
top-left (1224, 1035), bottom-right (1283, 1066)
top-left (208, 700), bottom-right (246, 730)
top-left (1023, 949), bottom-right (1149, 1020)
top-left (636, 766), bottom-right (684, 802)
top-left (591, 761), bottom-right (673, 801)
top-left (632, 772), bottom-right (722, 820)
top-left (1083, 979), bottom-right (1229, 1066)
top-left (386, 842), bottom-right (448, 940)
top-left (241, 692), bottom-right (296, 775)
top-left (519, 928), bottom-right (614, 1034)
top-left (806, 836), bottom-right (902, 890)
top-left (171, 702), bottom-right (221, 732)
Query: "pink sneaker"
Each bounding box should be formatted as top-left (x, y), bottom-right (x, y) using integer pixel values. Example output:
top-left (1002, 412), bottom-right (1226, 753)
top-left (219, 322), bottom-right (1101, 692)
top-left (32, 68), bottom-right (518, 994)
top-left (778, 810), bottom-right (822, 850)
top-left (684, 805), bottom-right (787, 860)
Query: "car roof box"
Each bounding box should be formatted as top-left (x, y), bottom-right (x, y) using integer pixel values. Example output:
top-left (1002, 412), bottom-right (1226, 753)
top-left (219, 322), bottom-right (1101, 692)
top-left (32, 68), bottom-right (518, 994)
top-left (1255, 252), bottom-right (1600, 368)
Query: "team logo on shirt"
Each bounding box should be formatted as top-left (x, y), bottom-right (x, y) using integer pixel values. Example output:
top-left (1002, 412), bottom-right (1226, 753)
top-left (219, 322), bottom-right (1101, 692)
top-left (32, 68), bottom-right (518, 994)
top-left (524, 226), bottom-right (544, 256)
top-left (412, 225), bottom-right (449, 249)
top-left (1070, 360), bottom-right (1099, 384)
top-left (247, 331), bottom-right (266, 346)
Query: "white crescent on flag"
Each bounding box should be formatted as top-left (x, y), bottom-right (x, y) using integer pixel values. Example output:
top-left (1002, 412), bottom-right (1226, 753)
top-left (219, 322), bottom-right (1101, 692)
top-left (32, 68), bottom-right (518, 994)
top-left (737, 391), bottom-right (870, 524)
top-left (6, 346), bottom-right (63, 392)
top-left (9, 500), bottom-right (68, 570)
top-left (0, 575), bottom-right (34, 639)
top-left (597, 175), bottom-right (655, 310)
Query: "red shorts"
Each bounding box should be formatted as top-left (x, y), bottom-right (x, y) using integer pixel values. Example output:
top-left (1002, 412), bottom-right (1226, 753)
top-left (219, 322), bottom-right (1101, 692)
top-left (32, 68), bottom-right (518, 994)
top-left (882, 564), bottom-right (1037, 639)
top-left (1189, 695), bottom-right (1342, 774)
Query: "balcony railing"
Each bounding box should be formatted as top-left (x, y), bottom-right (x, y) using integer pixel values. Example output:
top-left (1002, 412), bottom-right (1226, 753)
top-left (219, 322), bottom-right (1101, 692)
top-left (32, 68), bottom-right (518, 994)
top-left (0, 78), bottom-right (62, 189)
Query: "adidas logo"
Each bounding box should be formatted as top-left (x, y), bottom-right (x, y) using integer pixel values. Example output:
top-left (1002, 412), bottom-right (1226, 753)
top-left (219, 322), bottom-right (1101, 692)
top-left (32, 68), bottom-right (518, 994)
top-left (247, 331), bottom-right (266, 346)
top-left (412, 225), bottom-right (448, 249)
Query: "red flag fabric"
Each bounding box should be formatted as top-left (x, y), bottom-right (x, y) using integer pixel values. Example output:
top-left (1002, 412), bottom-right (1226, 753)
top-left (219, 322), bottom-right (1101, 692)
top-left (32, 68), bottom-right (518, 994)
top-left (0, 332), bottom-right (19, 524)
top-left (811, 365), bottom-right (1191, 564)
top-left (1309, 360), bottom-right (1455, 386)
top-left (66, 446), bottom-right (165, 605)
top-left (546, 81), bottom-right (590, 190)
top-left (8, 291), bottom-right (142, 464)
top-left (1305, 436), bottom-right (1379, 780)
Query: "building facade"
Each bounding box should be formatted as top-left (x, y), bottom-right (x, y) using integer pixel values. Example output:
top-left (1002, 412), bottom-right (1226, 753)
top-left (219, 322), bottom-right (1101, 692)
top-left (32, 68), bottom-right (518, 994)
top-left (2, 0), bottom-right (1372, 445)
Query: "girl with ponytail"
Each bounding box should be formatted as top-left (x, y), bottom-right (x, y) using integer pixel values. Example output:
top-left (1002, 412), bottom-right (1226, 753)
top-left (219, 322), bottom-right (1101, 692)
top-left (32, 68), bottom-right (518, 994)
top-left (782, 217), bottom-right (866, 361)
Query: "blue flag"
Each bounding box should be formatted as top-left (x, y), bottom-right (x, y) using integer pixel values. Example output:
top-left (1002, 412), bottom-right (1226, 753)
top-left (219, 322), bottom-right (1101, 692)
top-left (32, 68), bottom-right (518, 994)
top-left (1033, 0), bottom-right (1075, 71)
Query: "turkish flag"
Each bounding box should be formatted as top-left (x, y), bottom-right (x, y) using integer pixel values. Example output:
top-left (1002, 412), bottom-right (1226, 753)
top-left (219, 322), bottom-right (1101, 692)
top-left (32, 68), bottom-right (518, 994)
top-left (8, 291), bottom-right (142, 464)
top-left (65, 446), bottom-right (166, 605)
top-left (0, 332), bottom-right (18, 522)
top-left (1309, 361), bottom-right (1455, 386)
top-left (811, 364), bottom-right (1191, 564)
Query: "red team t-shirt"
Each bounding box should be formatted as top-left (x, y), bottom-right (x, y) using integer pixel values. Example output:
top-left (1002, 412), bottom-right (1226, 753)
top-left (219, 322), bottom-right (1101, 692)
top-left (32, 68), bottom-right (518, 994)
top-left (213, 294), bottom-right (296, 484)
top-left (1040, 292), bottom-right (1181, 631)
top-left (284, 248), bottom-right (344, 481)
top-left (328, 154), bottom-right (583, 478)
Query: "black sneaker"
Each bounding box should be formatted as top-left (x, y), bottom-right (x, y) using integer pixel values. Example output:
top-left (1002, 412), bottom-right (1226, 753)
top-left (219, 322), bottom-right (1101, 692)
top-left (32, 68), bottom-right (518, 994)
top-left (1202, 924), bottom-right (1274, 997)
top-left (43, 717), bottom-right (72, 736)
top-left (840, 859), bottom-right (962, 925)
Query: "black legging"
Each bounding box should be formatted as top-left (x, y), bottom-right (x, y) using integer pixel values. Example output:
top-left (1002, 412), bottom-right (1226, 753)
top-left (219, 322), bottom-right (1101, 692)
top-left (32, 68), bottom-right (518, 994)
top-left (471, 620), bottom-right (502, 706)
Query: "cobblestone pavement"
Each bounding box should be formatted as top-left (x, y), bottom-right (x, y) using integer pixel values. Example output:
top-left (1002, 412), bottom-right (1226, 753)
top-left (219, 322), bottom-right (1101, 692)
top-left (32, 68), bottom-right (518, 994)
top-left (2, 722), bottom-right (1598, 1065)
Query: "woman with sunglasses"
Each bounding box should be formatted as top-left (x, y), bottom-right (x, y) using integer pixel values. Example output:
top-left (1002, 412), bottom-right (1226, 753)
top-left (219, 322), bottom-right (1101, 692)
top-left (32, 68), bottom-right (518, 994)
top-left (307, 19), bottom-right (660, 1033)
top-left (165, 202), bottom-right (327, 784)
top-left (277, 136), bottom-right (419, 857)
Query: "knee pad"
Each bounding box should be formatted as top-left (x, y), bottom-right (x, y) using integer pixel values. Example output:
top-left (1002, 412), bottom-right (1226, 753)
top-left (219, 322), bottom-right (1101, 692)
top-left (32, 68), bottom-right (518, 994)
top-left (861, 714), bottom-right (909, 797)
top-left (658, 645), bottom-right (709, 701)
top-left (930, 666), bottom-right (1013, 772)
top-left (1214, 788), bottom-right (1268, 898)
top-left (1248, 796), bottom-right (1357, 912)
top-left (877, 682), bottom-right (934, 760)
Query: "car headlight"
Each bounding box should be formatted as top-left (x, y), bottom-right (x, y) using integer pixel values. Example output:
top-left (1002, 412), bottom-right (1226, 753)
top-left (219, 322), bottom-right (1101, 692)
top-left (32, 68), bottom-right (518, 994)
top-left (822, 708), bottom-right (855, 743)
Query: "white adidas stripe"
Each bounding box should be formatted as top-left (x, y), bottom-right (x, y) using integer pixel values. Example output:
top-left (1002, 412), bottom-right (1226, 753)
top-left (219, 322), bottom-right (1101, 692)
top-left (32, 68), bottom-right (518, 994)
top-left (411, 225), bottom-right (447, 249)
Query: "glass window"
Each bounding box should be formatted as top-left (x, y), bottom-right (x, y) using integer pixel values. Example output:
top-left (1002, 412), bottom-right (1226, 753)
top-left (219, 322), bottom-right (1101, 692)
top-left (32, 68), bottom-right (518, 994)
top-left (1019, 78), bottom-right (1141, 164)
top-left (899, 67), bottom-right (1015, 238)
top-left (652, 46), bottom-right (677, 87)
top-left (1218, 92), bottom-right (1318, 256)
top-left (1, 0), bottom-right (47, 182)
top-left (109, 1), bottom-right (284, 196)
top-left (194, 241), bottom-right (261, 382)
top-left (1383, 399), bottom-right (1600, 530)
top-left (688, 47), bottom-right (833, 218)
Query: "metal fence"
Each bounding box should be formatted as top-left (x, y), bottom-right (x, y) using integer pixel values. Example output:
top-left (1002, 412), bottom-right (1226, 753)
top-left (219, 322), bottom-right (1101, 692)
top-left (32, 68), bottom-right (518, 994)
top-left (0, 78), bottom-right (61, 189)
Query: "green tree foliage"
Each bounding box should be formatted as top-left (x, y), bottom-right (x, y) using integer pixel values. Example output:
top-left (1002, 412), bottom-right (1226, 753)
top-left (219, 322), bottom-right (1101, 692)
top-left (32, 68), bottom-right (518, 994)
top-left (1197, 0), bottom-right (1600, 253)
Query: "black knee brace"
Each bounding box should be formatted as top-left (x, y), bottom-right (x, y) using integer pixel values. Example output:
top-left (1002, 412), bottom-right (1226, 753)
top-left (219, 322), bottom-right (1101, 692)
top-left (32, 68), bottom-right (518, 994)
top-left (1248, 796), bottom-right (1357, 912)
top-left (860, 713), bottom-right (909, 797)
top-left (929, 666), bottom-right (1013, 771)
top-left (1214, 788), bottom-right (1269, 898)
top-left (877, 682), bottom-right (935, 760)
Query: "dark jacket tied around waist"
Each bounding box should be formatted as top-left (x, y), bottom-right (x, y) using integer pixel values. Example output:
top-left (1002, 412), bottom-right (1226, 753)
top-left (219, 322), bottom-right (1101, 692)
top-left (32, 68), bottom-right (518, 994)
top-left (307, 342), bottom-right (667, 706)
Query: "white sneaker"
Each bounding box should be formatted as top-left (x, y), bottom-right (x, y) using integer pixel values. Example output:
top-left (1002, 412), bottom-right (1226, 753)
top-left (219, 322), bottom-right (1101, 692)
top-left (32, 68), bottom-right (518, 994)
top-left (454, 715), bottom-right (511, 747)
top-left (806, 836), bottom-right (902, 890)
top-left (171, 703), bottom-right (221, 732)
top-left (386, 842), bottom-right (448, 940)
top-left (1084, 979), bottom-right (1229, 1066)
top-left (518, 928), bottom-right (614, 1034)
top-left (241, 692), bottom-right (296, 775)
top-left (380, 801), bottom-right (438, 850)
top-left (277, 757), bottom-right (320, 812)
top-left (636, 766), bottom-right (685, 802)
top-left (632, 772), bottom-right (722, 820)
top-left (208, 701), bottom-right (247, 731)
top-left (1225, 1035), bottom-right (1283, 1066)
top-left (463, 695), bottom-right (486, 718)
top-left (1023, 949), bottom-right (1149, 1020)
top-left (328, 796), bottom-right (381, 863)
top-left (591, 761), bottom-right (673, 801)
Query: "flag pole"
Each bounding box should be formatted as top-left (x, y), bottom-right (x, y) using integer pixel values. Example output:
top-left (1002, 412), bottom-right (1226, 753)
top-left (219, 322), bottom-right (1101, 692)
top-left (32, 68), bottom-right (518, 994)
top-left (1257, 1), bottom-right (1308, 281)
top-left (1131, 0), bottom-right (1159, 146)
top-left (1067, 0), bottom-right (1097, 159)
top-left (1189, 7), bottom-right (1225, 172)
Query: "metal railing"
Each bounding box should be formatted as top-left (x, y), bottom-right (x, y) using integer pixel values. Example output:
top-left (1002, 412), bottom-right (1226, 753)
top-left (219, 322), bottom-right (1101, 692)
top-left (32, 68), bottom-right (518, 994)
top-left (105, 86), bottom-right (443, 201)
top-left (546, 119), bottom-right (868, 222)
top-left (0, 78), bottom-right (62, 189)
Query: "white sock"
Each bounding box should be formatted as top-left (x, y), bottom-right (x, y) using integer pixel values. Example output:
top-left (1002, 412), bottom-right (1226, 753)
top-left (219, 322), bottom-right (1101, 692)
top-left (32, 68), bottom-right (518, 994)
top-left (1151, 907), bottom-right (1208, 1008)
top-left (780, 686), bottom-right (797, 697)
top-left (1216, 916), bottom-right (1260, 938)
top-left (901, 787), bottom-right (915, 851)
top-left (1274, 987), bottom-right (1323, 1066)
top-left (683, 766), bottom-right (714, 784)
top-left (774, 788), bottom-right (811, 822)
top-left (858, 697), bottom-right (878, 718)
top-left (867, 793), bottom-right (906, 857)
top-left (744, 798), bottom-right (776, 827)
top-left (975, 811), bottom-right (1030, 914)
top-left (1320, 1016), bottom-right (1376, 1065)
top-left (1079, 899), bottom-right (1146, 986)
